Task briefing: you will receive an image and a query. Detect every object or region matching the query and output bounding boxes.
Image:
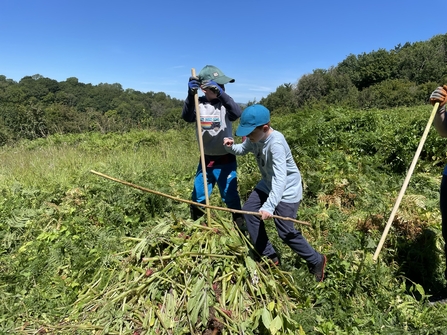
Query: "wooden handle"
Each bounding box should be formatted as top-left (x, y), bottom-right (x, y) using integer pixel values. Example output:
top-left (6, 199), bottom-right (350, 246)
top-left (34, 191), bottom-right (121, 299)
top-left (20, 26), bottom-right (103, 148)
top-left (90, 170), bottom-right (311, 226)
top-left (191, 68), bottom-right (211, 223)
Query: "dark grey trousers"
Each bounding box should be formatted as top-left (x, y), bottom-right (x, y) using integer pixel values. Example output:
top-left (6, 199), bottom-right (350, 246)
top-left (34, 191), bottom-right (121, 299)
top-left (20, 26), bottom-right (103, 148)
top-left (440, 175), bottom-right (447, 280)
top-left (242, 188), bottom-right (320, 266)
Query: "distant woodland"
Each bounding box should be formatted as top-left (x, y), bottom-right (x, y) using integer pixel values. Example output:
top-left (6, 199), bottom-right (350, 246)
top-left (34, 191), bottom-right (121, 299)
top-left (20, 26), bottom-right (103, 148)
top-left (1, 33), bottom-right (446, 145)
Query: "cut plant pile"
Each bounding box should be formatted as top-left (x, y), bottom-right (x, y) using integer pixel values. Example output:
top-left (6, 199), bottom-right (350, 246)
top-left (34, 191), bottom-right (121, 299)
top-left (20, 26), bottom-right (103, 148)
top-left (48, 215), bottom-right (305, 334)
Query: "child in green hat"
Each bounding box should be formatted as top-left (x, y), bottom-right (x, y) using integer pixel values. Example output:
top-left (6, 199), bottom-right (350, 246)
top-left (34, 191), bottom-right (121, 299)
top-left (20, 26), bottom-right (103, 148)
top-left (182, 65), bottom-right (245, 230)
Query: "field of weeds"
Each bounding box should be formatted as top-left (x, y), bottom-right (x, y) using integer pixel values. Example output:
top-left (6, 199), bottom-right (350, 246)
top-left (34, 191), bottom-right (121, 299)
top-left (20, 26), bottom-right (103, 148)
top-left (2, 106), bottom-right (447, 334)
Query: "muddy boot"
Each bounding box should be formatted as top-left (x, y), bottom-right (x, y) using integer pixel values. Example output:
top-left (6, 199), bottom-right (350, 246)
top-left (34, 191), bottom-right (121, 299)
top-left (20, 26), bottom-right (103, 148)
top-left (267, 253), bottom-right (281, 267)
top-left (190, 204), bottom-right (205, 221)
top-left (232, 213), bottom-right (247, 231)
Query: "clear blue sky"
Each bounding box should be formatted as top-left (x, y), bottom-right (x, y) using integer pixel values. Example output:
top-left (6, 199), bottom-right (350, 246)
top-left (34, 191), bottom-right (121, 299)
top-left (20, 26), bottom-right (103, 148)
top-left (1, 0), bottom-right (445, 103)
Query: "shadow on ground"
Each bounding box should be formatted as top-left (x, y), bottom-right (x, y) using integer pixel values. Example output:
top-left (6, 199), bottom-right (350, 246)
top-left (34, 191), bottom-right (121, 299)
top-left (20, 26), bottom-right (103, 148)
top-left (393, 228), bottom-right (445, 298)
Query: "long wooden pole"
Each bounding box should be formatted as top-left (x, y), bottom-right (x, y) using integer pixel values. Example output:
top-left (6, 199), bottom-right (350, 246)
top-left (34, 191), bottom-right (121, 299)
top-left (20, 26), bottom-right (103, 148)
top-left (90, 170), bottom-right (311, 226)
top-left (373, 102), bottom-right (440, 261)
top-left (191, 68), bottom-right (212, 223)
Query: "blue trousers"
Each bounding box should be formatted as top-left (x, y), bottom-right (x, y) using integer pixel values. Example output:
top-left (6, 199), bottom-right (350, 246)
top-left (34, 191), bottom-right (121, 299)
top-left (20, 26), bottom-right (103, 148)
top-left (191, 160), bottom-right (242, 211)
top-left (243, 188), bottom-right (320, 266)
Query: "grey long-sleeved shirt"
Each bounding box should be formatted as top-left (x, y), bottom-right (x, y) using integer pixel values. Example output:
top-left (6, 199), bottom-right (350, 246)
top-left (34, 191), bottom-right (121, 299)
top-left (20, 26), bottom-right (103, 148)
top-left (224, 129), bottom-right (302, 214)
top-left (182, 91), bottom-right (241, 156)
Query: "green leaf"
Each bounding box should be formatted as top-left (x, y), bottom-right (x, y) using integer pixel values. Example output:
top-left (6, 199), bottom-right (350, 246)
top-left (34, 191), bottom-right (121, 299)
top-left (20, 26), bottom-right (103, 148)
top-left (187, 277), bottom-right (205, 324)
top-left (415, 284), bottom-right (425, 297)
top-left (262, 307), bottom-right (272, 329)
top-left (270, 315), bottom-right (283, 334)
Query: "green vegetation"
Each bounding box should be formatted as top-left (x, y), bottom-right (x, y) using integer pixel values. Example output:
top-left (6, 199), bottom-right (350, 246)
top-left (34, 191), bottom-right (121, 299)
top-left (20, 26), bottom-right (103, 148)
top-left (1, 34), bottom-right (447, 146)
top-left (0, 76), bottom-right (186, 145)
top-left (259, 34), bottom-right (447, 111)
top-left (2, 104), bottom-right (447, 334)
top-left (2, 32), bottom-right (447, 334)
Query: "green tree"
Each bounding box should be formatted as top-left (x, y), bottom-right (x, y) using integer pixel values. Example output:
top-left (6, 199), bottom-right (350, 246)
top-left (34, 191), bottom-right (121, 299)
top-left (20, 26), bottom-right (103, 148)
top-left (395, 35), bottom-right (447, 84)
top-left (259, 83), bottom-right (295, 113)
top-left (44, 103), bottom-right (87, 134)
top-left (1, 105), bottom-right (47, 139)
top-left (358, 79), bottom-right (420, 109)
top-left (353, 49), bottom-right (397, 89)
top-left (4, 85), bottom-right (26, 103)
top-left (18, 74), bottom-right (59, 101)
top-left (294, 69), bottom-right (330, 107)
top-left (293, 67), bottom-right (357, 107)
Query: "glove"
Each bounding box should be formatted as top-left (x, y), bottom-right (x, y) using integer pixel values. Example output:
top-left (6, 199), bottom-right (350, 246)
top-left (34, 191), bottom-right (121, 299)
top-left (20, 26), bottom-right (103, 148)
top-left (188, 76), bottom-right (200, 95)
top-left (201, 80), bottom-right (223, 97)
top-left (430, 85), bottom-right (447, 107)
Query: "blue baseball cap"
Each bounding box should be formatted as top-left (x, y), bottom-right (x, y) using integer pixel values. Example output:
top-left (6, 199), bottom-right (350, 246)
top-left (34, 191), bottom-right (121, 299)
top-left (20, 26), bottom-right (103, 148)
top-left (236, 104), bottom-right (271, 137)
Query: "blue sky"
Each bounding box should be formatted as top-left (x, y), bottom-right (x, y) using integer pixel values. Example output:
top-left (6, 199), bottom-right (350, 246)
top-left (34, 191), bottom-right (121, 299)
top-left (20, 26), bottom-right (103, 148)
top-left (0, 0), bottom-right (445, 103)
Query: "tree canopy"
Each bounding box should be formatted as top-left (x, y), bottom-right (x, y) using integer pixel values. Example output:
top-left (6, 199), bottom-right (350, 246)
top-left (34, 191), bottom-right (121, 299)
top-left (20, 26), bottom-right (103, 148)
top-left (1, 33), bottom-right (447, 145)
top-left (0, 75), bottom-right (185, 145)
top-left (260, 33), bottom-right (447, 111)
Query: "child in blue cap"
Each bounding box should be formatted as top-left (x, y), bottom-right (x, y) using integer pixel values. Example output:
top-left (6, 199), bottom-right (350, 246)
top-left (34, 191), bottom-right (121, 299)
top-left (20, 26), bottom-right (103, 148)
top-left (223, 104), bottom-right (326, 282)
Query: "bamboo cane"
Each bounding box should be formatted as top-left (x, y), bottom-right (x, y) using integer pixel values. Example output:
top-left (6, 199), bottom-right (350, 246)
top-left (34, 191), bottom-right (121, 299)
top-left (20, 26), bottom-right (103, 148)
top-left (191, 68), bottom-right (212, 224)
top-left (90, 170), bottom-right (311, 226)
top-left (373, 102), bottom-right (440, 261)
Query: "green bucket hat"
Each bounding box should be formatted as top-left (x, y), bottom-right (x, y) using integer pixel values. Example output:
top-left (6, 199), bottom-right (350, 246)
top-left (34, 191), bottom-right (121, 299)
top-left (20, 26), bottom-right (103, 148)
top-left (198, 65), bottom-right (235, 85)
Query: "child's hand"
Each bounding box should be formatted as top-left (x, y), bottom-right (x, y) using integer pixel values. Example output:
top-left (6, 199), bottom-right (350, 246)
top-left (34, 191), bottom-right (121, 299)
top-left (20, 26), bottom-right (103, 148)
top-left (188, 76), bottom-right (200, 95)
top-left (430, 85), bottom-right (447, 107)
top-left (223, 137), bottom-right (234, 147)
top-left (260, 210), bottom-right (273, 220)
top-left (201, 80), bottom-right (223, 96)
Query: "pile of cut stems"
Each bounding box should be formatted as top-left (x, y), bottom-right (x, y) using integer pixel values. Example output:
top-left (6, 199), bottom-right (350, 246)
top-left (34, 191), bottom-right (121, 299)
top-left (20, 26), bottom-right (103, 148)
top-left (48, 214), bottom-right (305, 334)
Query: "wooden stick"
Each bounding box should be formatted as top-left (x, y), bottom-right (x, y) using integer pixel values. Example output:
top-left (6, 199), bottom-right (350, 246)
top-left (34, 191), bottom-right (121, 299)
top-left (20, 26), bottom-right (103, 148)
top-left (191, 68), bottom-right (212, 223)
top-left (90, 170), bottom-right (311, 226)
top-left (373, 102), bottom-right (440, 261)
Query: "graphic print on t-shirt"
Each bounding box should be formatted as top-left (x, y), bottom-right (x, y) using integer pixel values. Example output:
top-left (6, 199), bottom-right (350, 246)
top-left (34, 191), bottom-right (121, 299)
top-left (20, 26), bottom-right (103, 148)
top-left (201, 115), bottom-right (221, 132)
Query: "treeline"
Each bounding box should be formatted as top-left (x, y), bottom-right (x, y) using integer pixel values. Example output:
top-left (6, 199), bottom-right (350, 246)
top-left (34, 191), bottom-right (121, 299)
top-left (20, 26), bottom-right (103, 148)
top-left (1, 33), bottom-right (447, 145)
top-left (0, 75), bottom-right (185, 145)
top-left (260, 33), bottom-right (447, 113)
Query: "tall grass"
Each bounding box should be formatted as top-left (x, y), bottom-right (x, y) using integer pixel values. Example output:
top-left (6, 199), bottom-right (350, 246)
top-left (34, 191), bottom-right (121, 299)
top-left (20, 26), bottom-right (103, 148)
top-left (0, 129), bottom-right (203, 333)
top-left (0, 129), bottom-right (198, 188)
top-left (2, 108), bottom-right (447, 334)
